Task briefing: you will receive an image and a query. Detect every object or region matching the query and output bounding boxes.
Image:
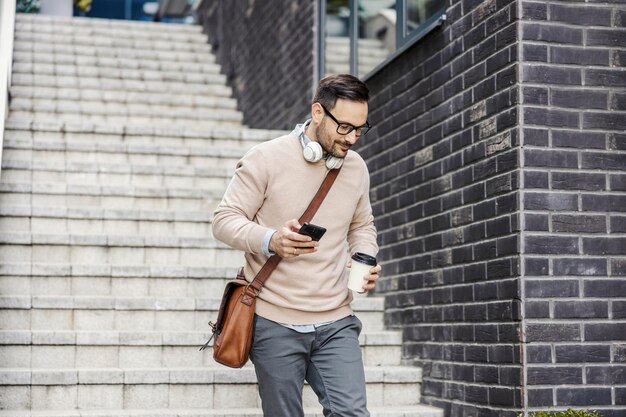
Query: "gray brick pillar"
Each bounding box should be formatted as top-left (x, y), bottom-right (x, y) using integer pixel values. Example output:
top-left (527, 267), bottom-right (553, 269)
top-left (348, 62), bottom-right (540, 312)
top-left (520, 0), bottom-right (626, 414)
top-left (359, 0), bottom-right (522, 414)
top-left (358, 0), bottom-right (625, 416)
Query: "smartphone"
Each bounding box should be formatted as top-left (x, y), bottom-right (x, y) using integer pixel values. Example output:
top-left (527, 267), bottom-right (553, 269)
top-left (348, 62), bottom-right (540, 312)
top-left (298, 222), bottom-right (327, 241)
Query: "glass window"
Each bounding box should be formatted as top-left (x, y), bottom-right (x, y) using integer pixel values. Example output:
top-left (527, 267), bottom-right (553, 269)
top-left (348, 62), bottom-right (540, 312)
top-left (319, 0), bottom-right (446, 80)
top-left (324, 0), bottom-right (351, 76)
top-left (405, 0), bottom-right (446, 41)
top-left (358, 1), bottom-right (396, 78)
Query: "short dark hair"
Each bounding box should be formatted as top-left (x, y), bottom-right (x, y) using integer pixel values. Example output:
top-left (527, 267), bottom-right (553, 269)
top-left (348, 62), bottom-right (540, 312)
top-left (313, 74), bottom-right (369, 110)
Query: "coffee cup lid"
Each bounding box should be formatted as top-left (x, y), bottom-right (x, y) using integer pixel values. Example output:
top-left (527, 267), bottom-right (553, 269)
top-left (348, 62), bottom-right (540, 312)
top-left (351, 252), bottom-right (377, 266)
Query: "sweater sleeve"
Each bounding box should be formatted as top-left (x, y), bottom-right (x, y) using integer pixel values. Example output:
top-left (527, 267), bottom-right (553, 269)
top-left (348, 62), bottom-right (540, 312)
top-left (347, 162), bottom-right (379, 258)
top-left (212, 146), bottom-right (273, 255)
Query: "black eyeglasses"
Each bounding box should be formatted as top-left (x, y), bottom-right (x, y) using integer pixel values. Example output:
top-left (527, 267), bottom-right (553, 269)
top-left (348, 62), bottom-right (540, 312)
top-left (318, 103), bottom-right (371, 137)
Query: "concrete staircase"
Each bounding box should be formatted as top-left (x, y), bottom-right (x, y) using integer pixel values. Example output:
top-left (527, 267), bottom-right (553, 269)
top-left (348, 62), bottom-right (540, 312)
top-left (325, 37), bottom-right (390, 78)
top-left (0, 13), bottom-right (442, 417)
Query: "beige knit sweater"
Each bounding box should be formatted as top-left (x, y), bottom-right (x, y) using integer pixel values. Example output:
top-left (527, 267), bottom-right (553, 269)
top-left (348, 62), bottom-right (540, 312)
top-left (212, 133), bottom-right (378, 324)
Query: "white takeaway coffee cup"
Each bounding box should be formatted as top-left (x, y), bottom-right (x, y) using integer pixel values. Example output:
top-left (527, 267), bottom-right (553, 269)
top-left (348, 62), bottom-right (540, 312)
top-left (348, 252), bottom-right (377, 293)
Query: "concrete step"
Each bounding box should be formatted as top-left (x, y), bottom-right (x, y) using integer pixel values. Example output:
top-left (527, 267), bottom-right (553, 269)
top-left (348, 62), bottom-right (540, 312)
top-left (6, 113), bottom-right (241, 130)
top-left (12, 39), bottom-right (215, 67)
top-left (325, 49), bottom-right (389, 63)
top-left (16, 14), bottom-right (202, 36)
top-left (324, 37), bottom-right (390, 76)
top-left (326, 63), bottom-right (382, 76)
top-left (0, 182), bottom-right (222, 211)
top-left (326, 48), bottom-right (389, 62)
top-left (9, 85), bottom-right (237, 110)
top-left (11, 72), bottom-right (232, 99)
top-left (0, 205), bottom-right (213, 237)
top-left (326, 37), bottom-right (388, 48)
top-left (0, 366), bottom-right (423, 410)
top-left (0, 405), bottom-right (444, 417)
top-left (8, 97), bottom-right (243, 126)
top-left (0, 231), bottom-right (241, 267)
top-left (1, 162), bottom-right (233, 189)
top-left (0, 262), bottom-right (233, 298)
top-left (325, 39), bottom-right (390, 62)
top-left (3, 119), bottom-right (283, 150)
top-left (10, 109), bottom-right (242, 128)
top-left (0, 232), bottom-right (226, 249)
top-left (12, 52), bottom-right (222, 77)
top-left (326, 49), bottom-right (390, 61)
top-left (14, 25), bottom-right (212, 53)
top-left (0, 329), bottom-right (403, 368)
top-left (1, 138), bottom-right (244, 172)
top-left (12, 62), bottom-right (228, 89)
top-left (0, 263), bottom-right (383, 302)
top-left (0, 212), bottom-right (213, 239)
top-left (0, 164), bottom-right (231, 190)
top-left (0, 294), bottom-right (385, 332)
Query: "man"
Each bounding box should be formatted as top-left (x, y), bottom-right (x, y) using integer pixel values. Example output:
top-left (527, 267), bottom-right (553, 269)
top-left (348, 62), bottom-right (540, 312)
top-left (213, 74), bottom-right (381, 417)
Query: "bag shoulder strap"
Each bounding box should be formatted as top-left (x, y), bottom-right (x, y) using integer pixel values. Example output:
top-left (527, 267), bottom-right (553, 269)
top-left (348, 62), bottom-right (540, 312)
top-left (247, 168), bottom-right (341, 293)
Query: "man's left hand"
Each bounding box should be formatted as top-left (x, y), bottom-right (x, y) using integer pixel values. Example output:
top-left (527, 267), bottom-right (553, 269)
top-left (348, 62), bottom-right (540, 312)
top-left (362, 264), bottom-right (381, 293)
top-left (348, 260), bottom-right (381, 293)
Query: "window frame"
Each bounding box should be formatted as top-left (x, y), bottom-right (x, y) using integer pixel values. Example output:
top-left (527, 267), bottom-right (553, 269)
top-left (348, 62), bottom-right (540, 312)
top-left (317, 0), bottom-right (447, 82)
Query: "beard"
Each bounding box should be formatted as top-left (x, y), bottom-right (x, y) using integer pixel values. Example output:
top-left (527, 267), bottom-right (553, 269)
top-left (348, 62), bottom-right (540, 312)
top-left (314, 121), bottom-right (352, 159)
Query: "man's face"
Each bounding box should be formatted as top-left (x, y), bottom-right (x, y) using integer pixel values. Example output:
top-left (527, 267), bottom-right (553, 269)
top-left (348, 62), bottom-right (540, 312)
top-left (314, 98), bottom-right (369, 159)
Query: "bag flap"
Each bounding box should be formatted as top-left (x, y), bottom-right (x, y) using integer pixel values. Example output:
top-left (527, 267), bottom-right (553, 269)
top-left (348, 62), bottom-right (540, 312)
top-left (214, 278), bottom-right (248, 332)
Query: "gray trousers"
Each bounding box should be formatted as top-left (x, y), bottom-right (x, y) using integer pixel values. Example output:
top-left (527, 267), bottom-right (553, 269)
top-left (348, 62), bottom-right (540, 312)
top-left (250, 314), bottom-right (370, 417)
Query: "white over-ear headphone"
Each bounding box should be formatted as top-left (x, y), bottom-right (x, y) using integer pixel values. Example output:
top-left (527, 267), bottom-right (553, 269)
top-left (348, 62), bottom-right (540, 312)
top-left (294, 120), bottom-right (344, 170)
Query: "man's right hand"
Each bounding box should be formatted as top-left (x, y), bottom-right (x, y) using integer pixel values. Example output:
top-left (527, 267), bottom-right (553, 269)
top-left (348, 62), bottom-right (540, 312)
top-left (268, 219), bottom-right (319, 258)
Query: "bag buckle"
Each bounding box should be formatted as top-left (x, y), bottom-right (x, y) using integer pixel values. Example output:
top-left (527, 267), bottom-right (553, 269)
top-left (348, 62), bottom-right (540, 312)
top-left (199, 321), bottom-right (217, 351)
top-left (242, 284), bottom-right (259, 306)
top-left (245, 284), bottom-right (260, 296)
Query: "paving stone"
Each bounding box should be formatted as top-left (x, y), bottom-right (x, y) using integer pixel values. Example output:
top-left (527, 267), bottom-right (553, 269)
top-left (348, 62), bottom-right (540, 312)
top-left (168, 384), bottom-right (214, 408)
top-left (0, 345), bottom-right (31, 367)
top-left (77, 384), bottom-right (123, 409)
top-left (111, 266), bottom-right (150, 278)
top-left (32, 331), bottom-right (76, 345)
top-left (0, 369), bottom-right (31, 385)
top-left (31, 346), bottom-right (75, 368)
top-left (31, 370), bottom-right (77, 385)
top-left (119, 332), bottom-right (161, 346)
top-left (31, 296), bottom-right (73, 309)
top-left (75, 346), bottom-right (119, 369)
top-left (123, 384), bottom-right (169, 409)
top-left (71, 264), bottom-right (111, 277)
top-left (30, 385), bottom-right (77, 409)
top-left (0, 296), bottom-right (31, 309)
top-left (75, 331), bottom-right (118, 346)
top-left (31, 264), bottom-right (71, 277)
top-left (124, 369), bottom-right (169, 384)
top-left (73, 297), bottom-right (115, 310)
top-left (0, 331), bottom-right (31, 345)
top-left (0, 263), bottom-right (30, 276)
top-left (77, 370), bottom-right (124, 385)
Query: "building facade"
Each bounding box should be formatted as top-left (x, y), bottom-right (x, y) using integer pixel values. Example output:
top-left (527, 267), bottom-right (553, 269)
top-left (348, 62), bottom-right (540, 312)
top-left (197, 0), bottom-right (626, 415)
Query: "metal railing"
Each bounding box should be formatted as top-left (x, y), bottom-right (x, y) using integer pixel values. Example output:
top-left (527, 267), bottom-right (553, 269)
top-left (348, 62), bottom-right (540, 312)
top-left (0, 0), bottom-right (16, 178)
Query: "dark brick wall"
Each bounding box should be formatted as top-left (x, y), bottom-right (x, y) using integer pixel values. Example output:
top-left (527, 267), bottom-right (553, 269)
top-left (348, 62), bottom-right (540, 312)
top-left (196, 0), bottom-right (314, 130)
top-left (356, 0), bottom-right (522, 415)
top-left (200, 0), bottom-right (626, 414)
top-left (519, 0), bottom-right (626, 415)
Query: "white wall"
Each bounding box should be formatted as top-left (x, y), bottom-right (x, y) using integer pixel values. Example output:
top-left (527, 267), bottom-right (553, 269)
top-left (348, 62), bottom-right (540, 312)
top-left (40, 0), bottom-right (73, 16)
